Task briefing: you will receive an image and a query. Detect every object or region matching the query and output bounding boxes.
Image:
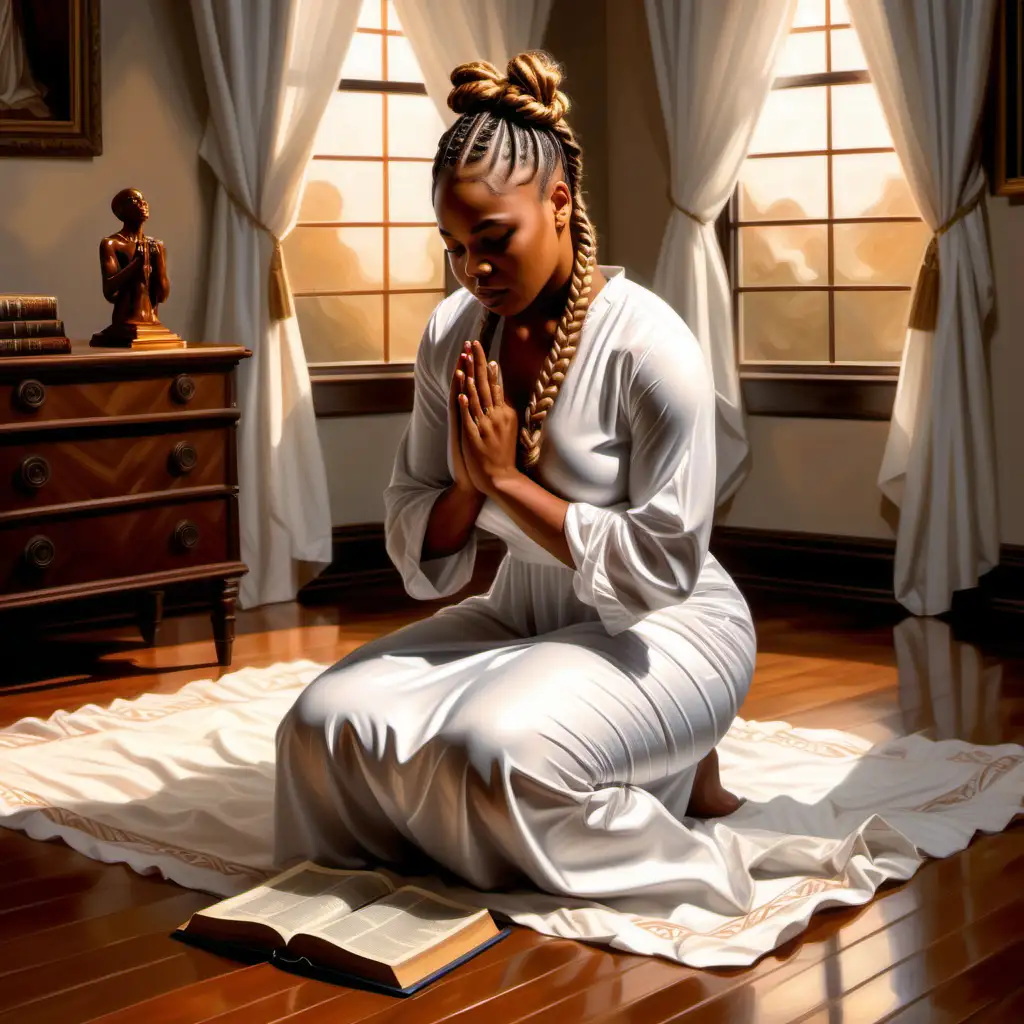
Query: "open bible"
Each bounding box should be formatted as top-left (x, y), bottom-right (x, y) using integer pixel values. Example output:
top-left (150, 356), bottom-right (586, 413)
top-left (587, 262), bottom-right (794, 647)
top-left (174, 862), bottom-right (509, 996)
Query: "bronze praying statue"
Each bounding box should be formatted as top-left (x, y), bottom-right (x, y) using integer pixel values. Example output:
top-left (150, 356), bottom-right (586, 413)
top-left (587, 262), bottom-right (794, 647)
top-left (91, 188), bottom-right (184, 348)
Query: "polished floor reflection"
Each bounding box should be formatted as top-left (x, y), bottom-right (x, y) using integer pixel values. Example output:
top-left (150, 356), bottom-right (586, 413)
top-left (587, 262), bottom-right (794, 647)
top-left (0, 579), bottom-right (1020, 1023)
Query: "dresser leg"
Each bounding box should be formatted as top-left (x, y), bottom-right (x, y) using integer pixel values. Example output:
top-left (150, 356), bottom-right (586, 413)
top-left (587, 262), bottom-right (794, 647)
top-left (212, 579), bottom-right (238, 667)
top-left (139, 590), bottom-right (164, 647)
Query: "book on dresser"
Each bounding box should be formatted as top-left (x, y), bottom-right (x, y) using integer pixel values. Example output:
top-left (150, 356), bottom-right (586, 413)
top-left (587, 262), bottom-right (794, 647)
top-left (174, 862), bottom-right (509, 997)
top-left (0, 337), bottom-right (71, 356)
top-left (0, 294), bottom-right (58, 321)
top-left (0, 295), bottom-right (69, 356)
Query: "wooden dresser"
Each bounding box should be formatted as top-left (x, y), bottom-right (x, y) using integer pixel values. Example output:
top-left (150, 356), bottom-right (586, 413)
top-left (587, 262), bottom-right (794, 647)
top-left (0, 342), bottom-right (250, 666)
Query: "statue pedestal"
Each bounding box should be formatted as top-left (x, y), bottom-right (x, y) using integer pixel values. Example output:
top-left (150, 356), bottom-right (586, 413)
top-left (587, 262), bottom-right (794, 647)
top-left (91, 321), bottom-right (186, 350)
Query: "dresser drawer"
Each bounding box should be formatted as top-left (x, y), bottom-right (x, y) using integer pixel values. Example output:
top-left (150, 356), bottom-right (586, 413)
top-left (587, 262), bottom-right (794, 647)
top-left (0, 427), bottom-right (231, 513)
top-left (0, 498), bottom-right (232, 596)
top-left (1, 372), bottom-right (229, 426)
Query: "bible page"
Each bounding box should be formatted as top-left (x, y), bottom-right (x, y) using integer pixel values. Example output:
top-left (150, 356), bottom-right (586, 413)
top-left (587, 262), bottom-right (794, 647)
top-left (308, 886), bottom-right (489, 966)
top-left (196, 864), bottom-right (394, 943)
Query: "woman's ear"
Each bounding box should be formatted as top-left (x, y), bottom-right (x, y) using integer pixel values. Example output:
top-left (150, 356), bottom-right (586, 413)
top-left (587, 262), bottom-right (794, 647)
top-left (550, 180), bottom-right (572, 234)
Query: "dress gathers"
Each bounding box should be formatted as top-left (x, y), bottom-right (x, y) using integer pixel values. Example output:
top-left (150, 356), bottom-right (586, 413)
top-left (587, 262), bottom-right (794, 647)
top-left (275, 269), bottom-right (761, 915)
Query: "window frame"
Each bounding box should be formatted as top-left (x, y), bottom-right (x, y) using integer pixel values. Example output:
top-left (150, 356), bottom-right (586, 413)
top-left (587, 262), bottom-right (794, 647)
top-left (307, 8), bottom-right (451, 417)
top-left (727, 22), bottom-right (909, 420)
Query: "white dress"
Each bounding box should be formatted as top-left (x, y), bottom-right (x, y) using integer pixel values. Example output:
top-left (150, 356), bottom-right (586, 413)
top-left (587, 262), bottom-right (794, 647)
top-left (275, 269), bottom-right (760, 915)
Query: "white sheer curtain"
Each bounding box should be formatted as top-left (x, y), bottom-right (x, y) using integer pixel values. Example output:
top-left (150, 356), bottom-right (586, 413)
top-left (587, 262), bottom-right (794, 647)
top-left (190, 0), bottom-right (360, 608)
top-left (393, 0), bottom-right (552, 128)
top-left (643, 0), bottom-right (796, 504)
top-left (848, 1), bottom-right (998, 616)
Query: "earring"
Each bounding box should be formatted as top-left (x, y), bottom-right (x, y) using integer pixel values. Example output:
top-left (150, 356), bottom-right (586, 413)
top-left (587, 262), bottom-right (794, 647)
top-left (477, 261), bottom-right (493, 276)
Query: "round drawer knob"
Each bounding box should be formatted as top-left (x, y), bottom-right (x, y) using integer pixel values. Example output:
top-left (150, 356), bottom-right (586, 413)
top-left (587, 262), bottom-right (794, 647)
top-left (173, 519), bottom-right (200, 552)
top-left (169, 441), bottom-right (198, 475)
top-left (24, 535), bottom-right (55, 570)
top-left (19, 455), bottom-right (51, 490)
top-left (171, 374), bottom-right (196, 404)
top-left (14, 379), bottom-right (46, 412)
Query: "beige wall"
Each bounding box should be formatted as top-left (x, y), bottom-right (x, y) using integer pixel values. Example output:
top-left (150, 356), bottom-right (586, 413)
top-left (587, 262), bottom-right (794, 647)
top-left (0, 0), bottom-right (212, 343)
top-left (604, 0), bottom-right (1024, 547)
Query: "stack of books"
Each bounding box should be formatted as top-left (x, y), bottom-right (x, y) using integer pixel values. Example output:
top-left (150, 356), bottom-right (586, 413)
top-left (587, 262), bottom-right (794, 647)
top-left (0, 295), bottom-right (71, 356)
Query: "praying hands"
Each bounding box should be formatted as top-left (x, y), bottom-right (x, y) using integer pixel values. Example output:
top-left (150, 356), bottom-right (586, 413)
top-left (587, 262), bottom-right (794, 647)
top-left (451, 339), bottom-right (520, 497)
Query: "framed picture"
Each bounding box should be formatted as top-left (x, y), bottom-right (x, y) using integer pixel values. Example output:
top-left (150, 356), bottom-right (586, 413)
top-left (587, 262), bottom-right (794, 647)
top-left (992, 0), bottom-right (1024, 194)
top-left (0, 0), bottom-right (100, 156)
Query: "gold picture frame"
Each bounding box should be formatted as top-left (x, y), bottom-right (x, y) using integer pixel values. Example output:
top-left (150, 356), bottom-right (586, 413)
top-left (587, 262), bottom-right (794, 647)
top-left (992, 0), bottom-right (1024, 195)
top-left (0, 0), bottom-right (101, 157)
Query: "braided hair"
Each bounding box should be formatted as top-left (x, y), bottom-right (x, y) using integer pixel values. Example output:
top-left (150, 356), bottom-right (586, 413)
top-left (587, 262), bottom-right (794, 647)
top-left (431, 51), bottom-right (597, 470)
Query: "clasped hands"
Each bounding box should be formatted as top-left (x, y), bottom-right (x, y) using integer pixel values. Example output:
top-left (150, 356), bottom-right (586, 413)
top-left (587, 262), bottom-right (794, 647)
top-left (448, 339), bottom-right (520, 498)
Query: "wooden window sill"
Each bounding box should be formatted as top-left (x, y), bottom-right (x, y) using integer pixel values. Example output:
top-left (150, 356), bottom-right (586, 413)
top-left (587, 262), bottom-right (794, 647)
top-left (741, 374), bottom-right (896, 420)
top-left (311, 366), bottom-right (415, 417)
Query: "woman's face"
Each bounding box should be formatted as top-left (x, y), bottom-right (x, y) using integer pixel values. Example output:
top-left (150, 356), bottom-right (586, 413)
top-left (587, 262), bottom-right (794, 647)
top-left (434, 164), bottom-right (572, 318)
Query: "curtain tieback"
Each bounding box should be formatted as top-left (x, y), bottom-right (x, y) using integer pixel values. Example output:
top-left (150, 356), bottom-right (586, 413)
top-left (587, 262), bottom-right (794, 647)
top-left (221, 183), bottom-right (294, 322)
top-left (907, 187), bottom-right (985, 332)
top-left (668, 192), bottom-right (708, 226)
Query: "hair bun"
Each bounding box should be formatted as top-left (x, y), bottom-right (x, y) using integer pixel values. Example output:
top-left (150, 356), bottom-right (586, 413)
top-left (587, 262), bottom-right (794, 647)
top-left (447, 51), bottom-right (569, 128)
top-left (504, 52), bottom-right (568, 126)
top-left (448, 60), bottom-right (506, 116)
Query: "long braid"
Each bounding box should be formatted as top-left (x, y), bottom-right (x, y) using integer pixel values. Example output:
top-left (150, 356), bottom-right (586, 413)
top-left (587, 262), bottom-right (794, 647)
top-left (519, 119), bottom-right (595, 468)
top-left (432, 51), bottom-right (598, 471)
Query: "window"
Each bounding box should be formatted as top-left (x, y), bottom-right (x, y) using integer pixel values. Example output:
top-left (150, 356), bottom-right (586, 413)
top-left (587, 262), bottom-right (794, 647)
top-left (731, 0), bottom-right (928, 417)
top-left (288, 0), bottom-right (447, 374)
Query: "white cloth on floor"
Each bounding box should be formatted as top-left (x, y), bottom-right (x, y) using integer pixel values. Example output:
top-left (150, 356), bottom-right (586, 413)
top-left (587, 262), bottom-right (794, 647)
top-left (275, 271), bottom-right (759, 909)
top-left (0, 660), bottom-right (1020, 967)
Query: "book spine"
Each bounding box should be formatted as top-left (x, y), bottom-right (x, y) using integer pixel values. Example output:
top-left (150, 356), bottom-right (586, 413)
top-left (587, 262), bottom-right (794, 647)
top-left (0, 297), bottom-right (59, 321)
top-left (0, 320), bottom-right (64, 340)
top-left (0, 337), bottom-right (72, 356)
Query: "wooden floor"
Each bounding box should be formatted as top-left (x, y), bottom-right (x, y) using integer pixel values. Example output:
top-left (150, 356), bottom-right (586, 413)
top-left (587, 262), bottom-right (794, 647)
top-left (1, 573), bottom-right (1022, 1024)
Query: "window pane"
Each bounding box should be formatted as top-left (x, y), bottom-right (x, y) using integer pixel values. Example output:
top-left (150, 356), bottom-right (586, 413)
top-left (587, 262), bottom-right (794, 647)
top-left (315, 92), bottom-right (383, 156)
top-left (748, 87), bottom-right (827, 155)
top-left (834, 291), bottom-right (909, 363)
top-left (341, 32), bottom-right (383, 80)
top-left (740, 225), bottom-right (828, 286)
top-left (793, 0), bottom-right (826, 28)
top-left (830, 0), bottom-right (851, 24)
top-left (357, 0), bottom-right (381, 29)
top-left (284, 226), bottom-right (384, 292)
top-left (389, 227), bottom-right (445, 287)
top-left (389, 161), bottom-right (435, 222)
top-left (300, 160), bottom-right (383, 222)
top-left (830, 28), bottom-right (867, 72)
top-left (739, 155), bottom-right (828, 220)
top-left (388, 94), bottom-right (446, 158)
top-left (831, 83), bottom-right (893, 149)
top-left (385, 0), bottom-right (400, 31)
top-left (389, 292), bottom-right (444, 362)
top-left (833, 222), bottom-right (930, 285)
top-left (776, 30), bottom-right (827, 77)
top-left (740, 291), bottom-right (830, 362)
top-left (832, 153), bottom-right (919, 218)
top-left (387, 35), bottom-right (423, 83)
top-left (297, 294), bottom-right (384, 364)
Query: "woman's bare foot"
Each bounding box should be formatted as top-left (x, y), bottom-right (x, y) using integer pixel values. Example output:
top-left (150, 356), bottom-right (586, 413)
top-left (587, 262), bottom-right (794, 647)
top-left (686, 748), bottom-right (745, 818)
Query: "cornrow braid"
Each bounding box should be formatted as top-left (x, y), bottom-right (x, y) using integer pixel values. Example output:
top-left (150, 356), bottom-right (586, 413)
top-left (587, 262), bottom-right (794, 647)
top-left (431, 51), bottom-right (598, 471)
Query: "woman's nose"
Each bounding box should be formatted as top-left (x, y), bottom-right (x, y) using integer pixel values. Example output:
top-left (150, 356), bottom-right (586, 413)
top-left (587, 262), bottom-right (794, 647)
top-left (468, 257), bottom-right (494, 280)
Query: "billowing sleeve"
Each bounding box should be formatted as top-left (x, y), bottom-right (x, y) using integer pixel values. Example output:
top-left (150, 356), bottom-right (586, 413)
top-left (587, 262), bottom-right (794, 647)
top-left (383, 301), bottom-right (477, 600)
top-left (562, 325), bottom-right (717, 635)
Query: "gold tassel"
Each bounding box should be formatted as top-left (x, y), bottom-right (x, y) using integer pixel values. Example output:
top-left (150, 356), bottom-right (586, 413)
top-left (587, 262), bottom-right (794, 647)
top-left (907, 237), bottom-right (939, 331)
top-left (268, 239), bottom-right (293, 322)
top-left (906, 187), bottom-right (985, 333)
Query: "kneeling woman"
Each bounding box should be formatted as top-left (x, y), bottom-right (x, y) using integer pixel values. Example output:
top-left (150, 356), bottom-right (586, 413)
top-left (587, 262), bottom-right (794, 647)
top-left (276, 52), bottom-right (756, 913)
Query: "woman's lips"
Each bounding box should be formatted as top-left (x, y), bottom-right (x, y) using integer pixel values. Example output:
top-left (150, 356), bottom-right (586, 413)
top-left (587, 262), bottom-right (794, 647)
top-left (476, 288), bottom-right (508, 304)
